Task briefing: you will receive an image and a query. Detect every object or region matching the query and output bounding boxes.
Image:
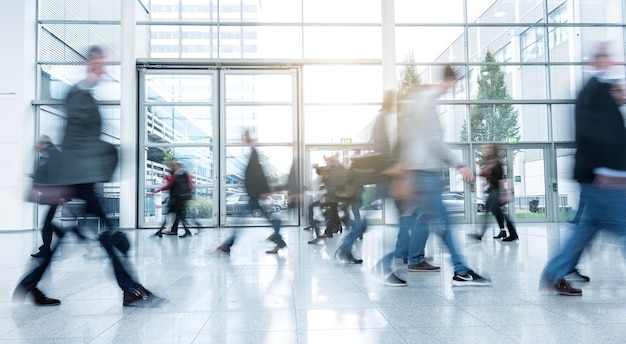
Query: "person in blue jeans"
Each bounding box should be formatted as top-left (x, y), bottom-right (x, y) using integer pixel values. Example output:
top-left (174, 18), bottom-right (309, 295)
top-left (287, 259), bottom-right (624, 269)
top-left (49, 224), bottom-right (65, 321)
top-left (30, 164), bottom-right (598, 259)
top-left (541, 44), bottom-right (626, 296)
top-left (376, 65), bottom-right (491, 287)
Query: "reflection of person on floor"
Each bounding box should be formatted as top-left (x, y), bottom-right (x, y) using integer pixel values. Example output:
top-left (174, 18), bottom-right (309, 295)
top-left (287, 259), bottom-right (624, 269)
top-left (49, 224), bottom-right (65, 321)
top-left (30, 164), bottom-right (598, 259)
top-left (30, 135), bottom-right (65, 258)
top-left (217, 129), bottom-right (287, 255)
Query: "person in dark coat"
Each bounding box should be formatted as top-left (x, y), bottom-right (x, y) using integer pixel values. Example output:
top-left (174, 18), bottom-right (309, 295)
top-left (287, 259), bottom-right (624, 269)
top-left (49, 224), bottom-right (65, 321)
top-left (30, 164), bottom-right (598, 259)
top-left (216, 130), bottom-right (287, 254)
top-left (540, 43), bottom-right (626, 296)
top-left (30, 135), bottom-right (65, 258)
top-left (14, 46), bottom-right (165, 307)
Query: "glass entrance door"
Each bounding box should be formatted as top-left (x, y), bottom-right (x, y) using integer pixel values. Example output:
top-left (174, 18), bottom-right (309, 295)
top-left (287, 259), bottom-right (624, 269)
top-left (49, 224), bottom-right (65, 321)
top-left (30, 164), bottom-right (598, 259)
top-left (220, 70), bottom-right (298, 227)
top-left (138, 68), bottom-right (299, 228)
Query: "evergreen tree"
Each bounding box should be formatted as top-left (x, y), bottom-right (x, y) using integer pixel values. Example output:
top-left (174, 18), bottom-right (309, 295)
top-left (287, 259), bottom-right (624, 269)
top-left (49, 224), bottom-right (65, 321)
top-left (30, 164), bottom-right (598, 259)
top-left (397, 52), bottom-right (421, 129)
top-left (461, 51), bottom-right (519, 142)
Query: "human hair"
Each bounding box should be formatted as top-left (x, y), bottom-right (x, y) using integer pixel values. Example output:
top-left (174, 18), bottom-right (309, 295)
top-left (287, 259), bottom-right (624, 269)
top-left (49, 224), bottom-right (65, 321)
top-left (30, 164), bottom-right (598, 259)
top-left (37, 135), bottom-right (52, 144)
top-left (87, 45), bottom-right (104, 60)
top-left (443, 64), bottom-right (458, 81)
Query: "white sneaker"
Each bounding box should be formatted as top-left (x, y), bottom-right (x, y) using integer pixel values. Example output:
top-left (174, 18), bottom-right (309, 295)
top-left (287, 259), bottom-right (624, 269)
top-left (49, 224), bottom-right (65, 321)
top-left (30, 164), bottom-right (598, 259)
top-left (452, 270), bottom-right (491, 286)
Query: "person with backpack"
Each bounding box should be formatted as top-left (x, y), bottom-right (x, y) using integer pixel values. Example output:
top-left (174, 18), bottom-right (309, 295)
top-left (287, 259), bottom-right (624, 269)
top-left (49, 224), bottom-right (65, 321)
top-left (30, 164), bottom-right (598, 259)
top-left (151, 161), bottom-right (194, 238)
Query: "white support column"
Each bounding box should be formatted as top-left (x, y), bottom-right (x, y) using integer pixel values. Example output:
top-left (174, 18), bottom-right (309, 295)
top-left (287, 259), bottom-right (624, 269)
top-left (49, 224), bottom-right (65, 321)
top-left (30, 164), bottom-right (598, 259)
top-left (0, 1), bottom-right (37, 230)
top-left (381, 0), bottom-right (398, 224)
top-left (119, 0), bottom-right (137, 229)
top-left (381, 0), bottom-right (396, 91)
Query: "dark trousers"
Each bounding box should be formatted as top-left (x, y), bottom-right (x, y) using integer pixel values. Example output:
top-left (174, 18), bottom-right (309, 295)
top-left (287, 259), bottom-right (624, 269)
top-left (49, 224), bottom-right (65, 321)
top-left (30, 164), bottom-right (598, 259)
top-left (19, 183), bottom-right (140, 293)
top-left (37, 204), bottom-right (63, 253)
top-left (322, 202), bottom-right (340, 235)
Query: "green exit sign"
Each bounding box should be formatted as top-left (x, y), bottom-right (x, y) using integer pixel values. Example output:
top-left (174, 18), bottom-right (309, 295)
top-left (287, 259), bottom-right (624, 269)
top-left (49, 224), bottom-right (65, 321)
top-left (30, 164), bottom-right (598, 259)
top-left (515, 176), bottom-right (521, 182)
top-left (340, 138), bottom-right (352, 144)
top-left (506, 137), bottom-right (519, 144)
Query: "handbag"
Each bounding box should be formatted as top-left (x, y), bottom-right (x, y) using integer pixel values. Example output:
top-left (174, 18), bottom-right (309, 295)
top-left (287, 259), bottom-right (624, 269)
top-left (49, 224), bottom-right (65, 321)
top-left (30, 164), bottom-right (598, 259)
top-left (383, 163), bottom-right (414, 201)
top-left (26, 185), bottom-right (70, 205)
top-left (350, 153), bottom-right (391, 185)
top-left (499, 179), bottom-right (513, 205)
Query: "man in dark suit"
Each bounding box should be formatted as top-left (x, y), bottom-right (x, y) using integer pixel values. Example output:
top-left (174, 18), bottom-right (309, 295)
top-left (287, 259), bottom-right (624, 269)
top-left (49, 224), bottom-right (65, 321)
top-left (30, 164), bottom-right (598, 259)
top-left (15, 46), bottom-right (165, 307)
top-left (541, 43), bottom-right (626, 296)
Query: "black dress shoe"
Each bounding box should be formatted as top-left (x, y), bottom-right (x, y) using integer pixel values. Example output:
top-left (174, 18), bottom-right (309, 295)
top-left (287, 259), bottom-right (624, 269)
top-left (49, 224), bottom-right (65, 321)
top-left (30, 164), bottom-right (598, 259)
top-left (179, 232), bottom-right (192, 238)
top-left (123, 286), bottom-right (167, 307)
top-left (30, 251), bottom-right (51, 258)
top-left (31, 287), bottom-right (61, 306)
top-left (493, 230), bottom-right (507, 239)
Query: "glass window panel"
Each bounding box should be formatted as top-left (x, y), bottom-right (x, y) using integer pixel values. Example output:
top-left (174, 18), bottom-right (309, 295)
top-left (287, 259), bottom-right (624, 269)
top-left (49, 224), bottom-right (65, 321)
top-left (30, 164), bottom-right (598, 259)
top-left (180, 0), bottom-right (217, 22)
top-left (256, 0), bottom-right (302, 22)
top-left (245, 27), bottom-right (303, 58)
top-left (39, 0), bottom-right (121, 20)
top-left (518, 65), bottom-right (548, 99)
top-left (467, 103), bottom-right (525, 142)
top-left (40, 65), bottom-right (121, 101)
top-left (438, 105), bottom-right (469, 142)
top-left (145, 146), bottom-right (214, 188)
top-left (396, 27), bottom-right (465, 63)
top-left (181, 26), bottom-right (217, 58)
top-left (303, 66), bottom-right (382, 103)
top-left (468, 64), bottom-right (546, 101)
top-left (41, 24), bottom-right (122, 62)
top-left (512, 148), bottom-right (547, 219)
top-left (570, 0), bottom-right (624, 23)
top-left (551, 104), bottom-right (575, 141)
top-left (303, 105), bottom-right (379, 144)
top-left (224, 74), bottom-right (293, 103)
top-left (467, 0), bottom-right (544, 24)
top-left (577, 27), bottom-right (625, 64)
top-left (467, 27), bottom-right (522, 63)
top-left (225, 146), bottom-right (293, 187)
top-left (555, 147), bottom-right (578, 222)
top-left (395, 0), bottom-right (464, 24)
top-left (520, 104), bottom-right (548, 141)
top-left (224, 106), bottom-right (294, 143)
top-left (303, 27), bottom-right (381, 59)
top-left (550, 66), bottom-right (583, 99)
top-left (145, 106), bottom-right (214, 144)
top-left (303, 0), bottom-right (380, 23)
top-left (145, 74), bottom-right (214, 103)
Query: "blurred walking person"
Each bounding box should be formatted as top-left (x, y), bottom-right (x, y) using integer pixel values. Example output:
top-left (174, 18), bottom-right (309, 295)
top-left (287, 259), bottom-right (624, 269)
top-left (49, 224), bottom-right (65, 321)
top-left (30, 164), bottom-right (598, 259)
top-left (376, 66), bottom-right (491, 287)
top-left (541, 43), bottom-right (626, 296)
top-left (217, 129), bottom-right (287, 254)
top-left (151, 162), bottom-right (194, 238)
top-left (469, 143), bottom-right (518, 241)
top-left (29, 135), bottom-right (65, 258)
top-left (14, 45), bottom-right (165, 307)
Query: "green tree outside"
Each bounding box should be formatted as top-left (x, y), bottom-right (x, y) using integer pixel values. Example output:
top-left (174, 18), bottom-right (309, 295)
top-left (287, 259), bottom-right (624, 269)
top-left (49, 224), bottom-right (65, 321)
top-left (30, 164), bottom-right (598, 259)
top-left (461, 51), bottom-right (519, 143)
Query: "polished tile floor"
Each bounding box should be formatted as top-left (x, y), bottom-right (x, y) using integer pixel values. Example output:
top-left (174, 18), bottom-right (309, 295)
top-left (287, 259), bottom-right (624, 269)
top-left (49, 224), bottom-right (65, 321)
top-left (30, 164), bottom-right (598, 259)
top-left (1, 221), bottom-right (626, 343)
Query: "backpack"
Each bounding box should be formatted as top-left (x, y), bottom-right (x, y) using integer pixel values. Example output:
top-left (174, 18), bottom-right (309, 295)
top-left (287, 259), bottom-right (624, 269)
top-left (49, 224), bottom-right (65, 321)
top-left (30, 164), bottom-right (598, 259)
top-left (172, 172), bottom-right (193, 202)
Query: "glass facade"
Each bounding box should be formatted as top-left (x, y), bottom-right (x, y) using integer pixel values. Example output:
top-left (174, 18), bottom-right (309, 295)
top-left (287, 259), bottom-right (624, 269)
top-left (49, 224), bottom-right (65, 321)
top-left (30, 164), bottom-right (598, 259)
top-left (34, 0), bottom-right (626, 227)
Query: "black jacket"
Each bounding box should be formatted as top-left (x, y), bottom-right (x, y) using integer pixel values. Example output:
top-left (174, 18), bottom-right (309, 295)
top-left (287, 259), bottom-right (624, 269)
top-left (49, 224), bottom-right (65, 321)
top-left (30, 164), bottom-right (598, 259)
top-left (573, 77), bottom-right (626, 183)
top-left (245, 147), bottom-right (270, 198)
top-left (33, 144), bottom-right (62, 186)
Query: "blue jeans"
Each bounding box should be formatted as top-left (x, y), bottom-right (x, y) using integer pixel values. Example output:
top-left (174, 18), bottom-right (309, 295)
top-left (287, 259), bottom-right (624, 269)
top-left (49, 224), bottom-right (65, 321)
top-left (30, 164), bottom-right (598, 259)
top-left (378, 171), bottom-right (469, 275)
top-left (541, 183), bottom-right (626, 285)
top-left (251, 197), bottom-right (286, 248)
top-left (337, 196), bottom-right (365, 254)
